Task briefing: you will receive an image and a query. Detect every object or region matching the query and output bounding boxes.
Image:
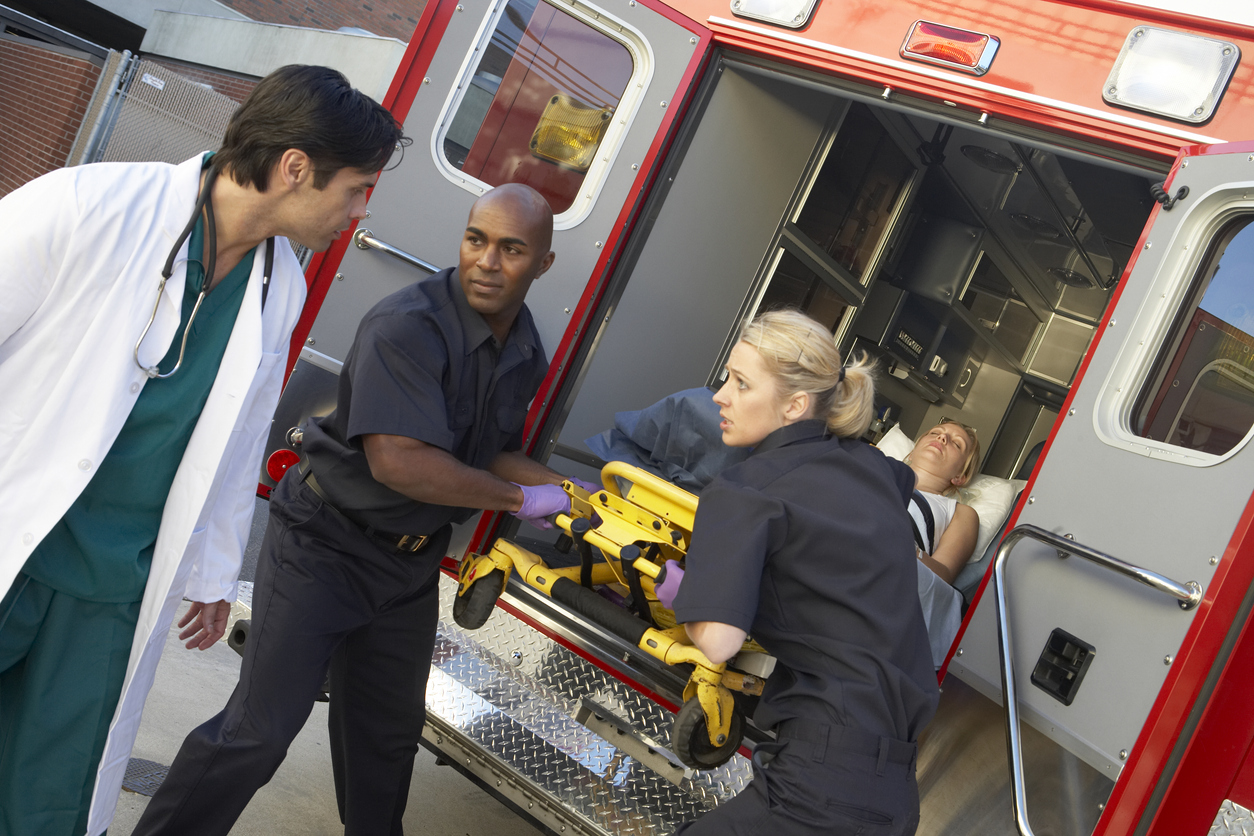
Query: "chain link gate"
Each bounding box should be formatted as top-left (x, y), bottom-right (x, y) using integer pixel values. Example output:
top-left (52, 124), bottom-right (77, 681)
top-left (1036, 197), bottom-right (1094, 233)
top-left (75, 56), bottom-right (311, 264)
top-left (99, 59), bottom-right (239, 165)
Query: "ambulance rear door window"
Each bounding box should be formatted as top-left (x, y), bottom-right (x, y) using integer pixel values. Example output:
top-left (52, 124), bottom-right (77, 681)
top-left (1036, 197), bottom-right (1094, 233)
top-left (1132, 216), bottom-right (1254, 456)
top-left (440, 0), bottom-right (635, 216)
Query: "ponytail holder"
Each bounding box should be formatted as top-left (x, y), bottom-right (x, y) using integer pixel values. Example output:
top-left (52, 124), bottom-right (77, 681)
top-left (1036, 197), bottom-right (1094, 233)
top-left (838, 365), bottom-right (847, 385)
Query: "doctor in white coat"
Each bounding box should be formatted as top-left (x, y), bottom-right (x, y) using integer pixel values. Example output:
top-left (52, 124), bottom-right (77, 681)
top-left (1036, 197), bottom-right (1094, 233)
top-left (0, 65), bottom-right (406, 836)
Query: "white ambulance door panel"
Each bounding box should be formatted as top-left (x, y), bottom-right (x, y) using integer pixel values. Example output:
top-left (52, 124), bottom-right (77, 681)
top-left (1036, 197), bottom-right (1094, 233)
top-left (306, 0), bottom-right (703, 361)
top-left (951, 142), bottom-right (1254, 778)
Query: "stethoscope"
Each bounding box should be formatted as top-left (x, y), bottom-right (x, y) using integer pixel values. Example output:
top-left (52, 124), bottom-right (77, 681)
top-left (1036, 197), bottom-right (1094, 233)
top-left (134, 163), bottom-right (275, 379)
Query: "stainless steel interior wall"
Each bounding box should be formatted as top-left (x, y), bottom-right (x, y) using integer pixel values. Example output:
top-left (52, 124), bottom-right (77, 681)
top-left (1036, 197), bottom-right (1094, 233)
top-left (554, 66), bottom-right (836, 456)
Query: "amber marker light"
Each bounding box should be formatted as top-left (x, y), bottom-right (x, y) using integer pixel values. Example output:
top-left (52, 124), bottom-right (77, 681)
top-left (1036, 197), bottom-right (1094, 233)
top-left (901, 20), bottom-right (1000, 76)
top-left (529, 94), bottom-right (614, 173)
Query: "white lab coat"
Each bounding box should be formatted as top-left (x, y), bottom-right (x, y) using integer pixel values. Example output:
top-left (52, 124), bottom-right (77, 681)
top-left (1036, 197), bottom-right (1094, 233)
top-left (0, 155), bottom-right (306, 834)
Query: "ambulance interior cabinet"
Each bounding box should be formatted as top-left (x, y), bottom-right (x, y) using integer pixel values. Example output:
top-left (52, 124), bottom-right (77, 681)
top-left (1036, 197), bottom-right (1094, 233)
top-left (983, 379), bottom-right (1064, 479)
top-left (852, 282), bottom-right (984, 408)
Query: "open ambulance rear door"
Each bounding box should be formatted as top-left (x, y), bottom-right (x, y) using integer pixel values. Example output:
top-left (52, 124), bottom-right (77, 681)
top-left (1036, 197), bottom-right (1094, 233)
top-left (947, 139), bottom-right (1254, 836)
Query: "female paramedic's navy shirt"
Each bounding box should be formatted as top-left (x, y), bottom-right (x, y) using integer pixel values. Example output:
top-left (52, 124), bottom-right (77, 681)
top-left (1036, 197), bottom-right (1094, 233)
top-left (672, 419), bottom-right (939, 744)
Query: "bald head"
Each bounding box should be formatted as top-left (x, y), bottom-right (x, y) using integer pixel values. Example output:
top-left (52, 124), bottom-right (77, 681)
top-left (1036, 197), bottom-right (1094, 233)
top-left (470, 183), bottom-right (554, 253)
top-left (459, 183), bottom-right (557, 342)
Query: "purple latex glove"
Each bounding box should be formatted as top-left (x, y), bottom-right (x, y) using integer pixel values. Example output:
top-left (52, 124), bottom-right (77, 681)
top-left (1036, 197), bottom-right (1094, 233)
top-left (569, 477), bottom-right (600, 494)
top-left (511, 483), bottom-right (570, 529)
top-left (654, 559), bottom-right (685, 610)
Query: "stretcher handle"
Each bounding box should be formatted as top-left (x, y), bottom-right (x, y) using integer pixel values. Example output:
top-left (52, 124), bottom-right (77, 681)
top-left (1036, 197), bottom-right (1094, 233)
top-left (599, 461), bottom-right (698, 517)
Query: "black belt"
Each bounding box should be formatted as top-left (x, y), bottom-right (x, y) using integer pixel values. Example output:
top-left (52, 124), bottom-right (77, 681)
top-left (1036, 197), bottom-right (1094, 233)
top-left (297, 459), bottom-right (430, 553)
top-left (775, 718), bottom-right (916, 771)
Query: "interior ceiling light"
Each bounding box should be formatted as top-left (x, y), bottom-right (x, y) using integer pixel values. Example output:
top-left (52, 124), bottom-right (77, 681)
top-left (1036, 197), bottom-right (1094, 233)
top-left (901, 20), bottom-right (1000, 76)
top-left (730, 0), bottom-right (820, 30)
top-left (1049, 267), bottom-right (1092, 288)
top-left (1103, 26), bottom-right (1240, 124)
top-left (529, 94), bottom-right (613, 173)
top-left (1010, 213), bottom-right (1062, 240)
top-left (961, 145), bottom-right (1019, 175)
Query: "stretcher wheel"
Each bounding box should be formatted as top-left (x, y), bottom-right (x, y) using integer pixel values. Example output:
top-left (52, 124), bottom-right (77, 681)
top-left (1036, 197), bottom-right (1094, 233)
top-left (453, 569), bottom-right (505, 629)
top-left (671, 696), bottom-right (744, 769)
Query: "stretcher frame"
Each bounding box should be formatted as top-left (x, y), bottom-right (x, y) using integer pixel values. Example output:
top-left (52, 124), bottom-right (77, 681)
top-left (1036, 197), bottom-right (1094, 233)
top-left (453, 461), bottom-right (766, 769)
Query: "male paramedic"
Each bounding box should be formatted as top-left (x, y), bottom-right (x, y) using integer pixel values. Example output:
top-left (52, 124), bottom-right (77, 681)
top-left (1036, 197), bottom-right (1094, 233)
top-left (0, 65), bottom-right (406, 836)
top-left (132, 183), bottom-right (577, 836)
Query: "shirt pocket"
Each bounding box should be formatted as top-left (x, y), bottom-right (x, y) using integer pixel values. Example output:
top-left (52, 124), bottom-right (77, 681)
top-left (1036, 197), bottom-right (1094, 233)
top-left (182, 524), bottom-right (208, 561)
top-left (257, 349), bottom-right (284, 373)
top-left (497, 404), bottom-right (528, 437)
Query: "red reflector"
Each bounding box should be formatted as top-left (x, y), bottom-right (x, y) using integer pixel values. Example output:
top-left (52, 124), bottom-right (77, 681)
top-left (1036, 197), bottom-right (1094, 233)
top-left (902, 21), bottom-right (999, 75)
top-left (266, 449), bottom-right (301, 482)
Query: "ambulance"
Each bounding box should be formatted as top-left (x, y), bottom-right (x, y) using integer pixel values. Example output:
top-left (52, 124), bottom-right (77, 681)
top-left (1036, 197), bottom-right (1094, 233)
top-left (256, 0), bottom-right (1254, 832)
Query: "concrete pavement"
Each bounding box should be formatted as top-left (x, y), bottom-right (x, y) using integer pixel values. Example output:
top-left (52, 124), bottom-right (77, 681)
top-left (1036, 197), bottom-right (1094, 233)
top-left (110, 499), bottom-right (547, 836)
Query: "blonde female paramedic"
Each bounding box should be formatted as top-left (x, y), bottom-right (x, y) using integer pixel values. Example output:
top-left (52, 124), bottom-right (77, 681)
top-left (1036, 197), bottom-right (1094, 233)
top-left (669, 309), bottom-right (938, 836)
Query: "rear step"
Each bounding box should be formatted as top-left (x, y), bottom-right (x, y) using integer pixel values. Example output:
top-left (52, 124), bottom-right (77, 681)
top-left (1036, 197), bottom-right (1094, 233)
top-left (423, 572), bottom-right (752, 835)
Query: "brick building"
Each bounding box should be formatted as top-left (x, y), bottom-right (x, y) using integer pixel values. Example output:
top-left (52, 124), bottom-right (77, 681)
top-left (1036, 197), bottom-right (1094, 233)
top-left (0, 0), bottom-right (407, 196)
top-left (0, 7), bottom-right (106, 197)
top-left (0, 36), bottom-right (101, 195)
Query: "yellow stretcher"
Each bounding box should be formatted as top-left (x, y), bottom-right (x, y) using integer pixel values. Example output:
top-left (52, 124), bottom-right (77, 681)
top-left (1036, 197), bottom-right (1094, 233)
top-left (453, 462), bottom-right (766, 769)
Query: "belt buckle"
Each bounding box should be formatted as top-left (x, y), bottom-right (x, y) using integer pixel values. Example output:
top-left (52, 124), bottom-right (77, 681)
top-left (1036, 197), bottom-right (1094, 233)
top-left (396, 534), bottom-right (428, 553)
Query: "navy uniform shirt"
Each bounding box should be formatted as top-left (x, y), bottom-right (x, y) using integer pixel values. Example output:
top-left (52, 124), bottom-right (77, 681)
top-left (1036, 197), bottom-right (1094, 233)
top-left (301, 268), bottom-right (547, 534)
top-left (672, 420), bottom-right (939, 743)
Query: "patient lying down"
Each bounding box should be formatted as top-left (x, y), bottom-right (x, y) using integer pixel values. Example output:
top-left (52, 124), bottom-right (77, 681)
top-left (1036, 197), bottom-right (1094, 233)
top-left (904, 420), bottom-right (981, 667)
top-left (906, 421), bottom-right (981, 583)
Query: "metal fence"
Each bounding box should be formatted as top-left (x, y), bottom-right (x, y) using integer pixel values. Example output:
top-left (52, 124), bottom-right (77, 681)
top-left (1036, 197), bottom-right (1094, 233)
top-left (65, 49), bottom-right (128, 167)
top-left (72, 56), bottom-right (311, 264)
top-left (92, 58), bottom-right (240, 165)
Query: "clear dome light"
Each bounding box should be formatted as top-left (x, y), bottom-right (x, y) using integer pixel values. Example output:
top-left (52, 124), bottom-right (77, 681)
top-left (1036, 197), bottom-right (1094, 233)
top-left (1103, 26), bottom-right (1239, 124)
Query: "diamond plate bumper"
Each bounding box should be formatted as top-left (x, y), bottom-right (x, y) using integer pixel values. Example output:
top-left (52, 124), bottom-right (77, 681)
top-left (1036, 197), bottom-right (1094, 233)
top-left (425, 572), bottom-right (752, 835)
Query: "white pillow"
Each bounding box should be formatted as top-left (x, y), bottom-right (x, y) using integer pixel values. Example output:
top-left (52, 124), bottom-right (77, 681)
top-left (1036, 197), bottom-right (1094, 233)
top-left (960, 475), bottom-right (1027, 561)
top-left (876, 424), bottom-right (1025, 561)
top-left (876, 423), bottom-right (916, 461)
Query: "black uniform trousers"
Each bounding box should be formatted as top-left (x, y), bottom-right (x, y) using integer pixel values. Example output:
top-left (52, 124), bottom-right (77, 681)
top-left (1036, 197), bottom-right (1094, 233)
top-left (132, 470), bottom-right (451, 836)
top-left (675, 719), bottom-right (920, 836)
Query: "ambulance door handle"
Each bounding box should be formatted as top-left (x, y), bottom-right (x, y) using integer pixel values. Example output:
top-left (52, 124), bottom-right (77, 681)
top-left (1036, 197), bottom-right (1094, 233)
top-left (353, 228), bottom-right (439, 275)
top-left (992, 524), bottom-right (1202, 836)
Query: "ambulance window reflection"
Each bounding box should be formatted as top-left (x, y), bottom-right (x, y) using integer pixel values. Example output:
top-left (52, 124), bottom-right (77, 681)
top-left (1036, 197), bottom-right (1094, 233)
top-left (1133, 216), bottom-right (1254, 455)
top-left (441, 0), bottom-right (634, 214)
top-left (793, 102), bottom-right (915, 283)
top-left (757, 248), bottom-right (852, 334)
top-left (960, 252), bottom-right (1040, 364)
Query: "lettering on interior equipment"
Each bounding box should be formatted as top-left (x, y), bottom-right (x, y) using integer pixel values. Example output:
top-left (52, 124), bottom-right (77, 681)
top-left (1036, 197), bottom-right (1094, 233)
top-left (896, 329), bottom-right (924, 358)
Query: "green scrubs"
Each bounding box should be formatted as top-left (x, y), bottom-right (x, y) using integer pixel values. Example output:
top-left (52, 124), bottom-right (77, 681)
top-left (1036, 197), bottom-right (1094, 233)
top-left (0, 203), bottom-right (254, 836)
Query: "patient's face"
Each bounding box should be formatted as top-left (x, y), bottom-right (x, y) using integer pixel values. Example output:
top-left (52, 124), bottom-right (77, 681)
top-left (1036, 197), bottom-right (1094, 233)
top-left (911, 423), bottom-right (974, 486)
top-left (713, 342), bottom-right (791, 447)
